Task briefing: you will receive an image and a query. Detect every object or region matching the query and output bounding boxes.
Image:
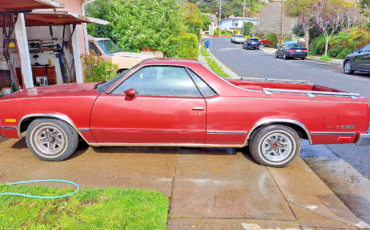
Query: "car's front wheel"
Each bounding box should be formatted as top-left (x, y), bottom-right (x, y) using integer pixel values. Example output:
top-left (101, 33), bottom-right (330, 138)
top-left (248, 125), bottom-right (301, 167)
top-left (275, 52), bottom-right (279, 58)
top-left (344, 60), bottom-right (354, 74)
top-left (26, 119), bottom-right (79, 161)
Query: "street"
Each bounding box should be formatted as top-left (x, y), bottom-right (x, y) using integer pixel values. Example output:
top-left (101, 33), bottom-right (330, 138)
top-left (203, 37), bottom-right (370, 177)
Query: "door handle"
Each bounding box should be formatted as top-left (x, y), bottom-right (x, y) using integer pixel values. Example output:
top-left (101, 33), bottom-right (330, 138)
top-left (192, 107), bottom-right (204, 110)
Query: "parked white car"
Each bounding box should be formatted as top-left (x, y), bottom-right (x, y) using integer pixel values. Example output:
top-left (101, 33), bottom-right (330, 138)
top-left (231, 34), bottom-right (245, 44)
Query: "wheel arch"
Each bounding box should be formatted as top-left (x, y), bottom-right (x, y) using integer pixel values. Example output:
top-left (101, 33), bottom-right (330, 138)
top-left (17, 113), bottom-right (89, 143)
top-left (343, 58), bottom-right (353, 68)
top-left (244, 118), bottom-right (312, 146)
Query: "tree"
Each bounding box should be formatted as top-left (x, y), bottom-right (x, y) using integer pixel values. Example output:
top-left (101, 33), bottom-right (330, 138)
top-left (358, 0), bottom-right (370, 18)
top-left (311, 0), bottom-right (346, 56)
top-left (184, 3), bottom-right (205, 39)
top-left (200, 14), bottom-right (213, 31)
top-left (86, 0), bottom-right (186, 55)
top-left (285, 0), bottom-right (318, 51)
top-left (339, 6), bottom-right (367, 31)
top-left (258, 2), bottom-right (295, 42)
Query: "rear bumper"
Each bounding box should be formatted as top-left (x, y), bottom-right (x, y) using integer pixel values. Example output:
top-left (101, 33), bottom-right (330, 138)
top-left (287, 52), bottom-right (307, 58)
top-left (247, 44), bottom-right (259, 48)
top-left (356, 133), bottom-right (370, 146)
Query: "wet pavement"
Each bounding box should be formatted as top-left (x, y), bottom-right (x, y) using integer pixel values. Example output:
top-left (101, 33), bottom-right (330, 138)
top-left (0, 137), bottom-right (369, 229)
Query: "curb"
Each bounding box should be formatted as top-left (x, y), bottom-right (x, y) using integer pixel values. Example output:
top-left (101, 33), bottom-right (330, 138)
top-left (198, 46), bottom-right (240, 79)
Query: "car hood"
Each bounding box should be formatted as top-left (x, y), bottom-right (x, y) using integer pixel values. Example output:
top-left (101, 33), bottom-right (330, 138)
top-left (112, 52), bottom-right (155, 59)
top-left (1, 82), bottom-right (101, 100)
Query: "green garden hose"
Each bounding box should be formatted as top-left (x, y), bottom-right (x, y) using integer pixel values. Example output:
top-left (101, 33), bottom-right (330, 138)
top-left (0, 179), bottom-right (79, 199)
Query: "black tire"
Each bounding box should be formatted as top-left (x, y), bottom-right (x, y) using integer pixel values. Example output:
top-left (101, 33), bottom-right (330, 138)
top-left (26, 119), bottom-right (79, 161)
top-left (301, 57), bottom-right (306, 60)
top-left (248, 125), bottom-right (301, 167)
top-left (260, 42), bottom-right (265, 46)
top-left (283, 53), bottom-right (288, 60)
top-left (344, 60), bottom-right (355, 74)
top-left (275, 52), bottom-right (279, 58)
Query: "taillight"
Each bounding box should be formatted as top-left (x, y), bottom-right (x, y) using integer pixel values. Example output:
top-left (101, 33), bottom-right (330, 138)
top-left (303, 49), bottom-right (308, 52)
top-left (288, 49), bottom-right (294, 52)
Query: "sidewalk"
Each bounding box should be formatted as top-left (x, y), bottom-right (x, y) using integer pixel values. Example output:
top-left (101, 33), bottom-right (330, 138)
top-left (0, 137), bottom-right (369, 229)
top-left (259, 47), bottom-right (343, 67)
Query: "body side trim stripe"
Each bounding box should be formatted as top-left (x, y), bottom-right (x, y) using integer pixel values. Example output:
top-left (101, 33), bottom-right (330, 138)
top-left (2, 126), bottom-right (17, 130)
top-left (79, 128), bottom-right (90, 132)
top-left (207, 131), bottom-right (247, 135)
top-left (311, 132), bottom-right (356, 136)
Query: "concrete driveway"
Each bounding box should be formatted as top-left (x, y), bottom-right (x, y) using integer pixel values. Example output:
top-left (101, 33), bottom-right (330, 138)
top-left (0, 137), bottom-right (368, 229)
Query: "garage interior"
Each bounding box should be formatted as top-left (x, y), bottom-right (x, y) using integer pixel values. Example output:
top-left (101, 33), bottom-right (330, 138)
top-left (0, 0), bottom-right (107, 95)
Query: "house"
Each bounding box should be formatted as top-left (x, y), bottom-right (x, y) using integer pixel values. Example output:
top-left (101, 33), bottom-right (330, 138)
top-left (0, 0), bottom-right (108, 91)
top-left (219, 17), bottom-right (259, 32)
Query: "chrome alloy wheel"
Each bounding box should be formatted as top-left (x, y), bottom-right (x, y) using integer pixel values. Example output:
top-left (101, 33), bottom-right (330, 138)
top-left (261, 133), bottom-right (292, 162)
top-left (34, 125), bottom-right (65, 155)
top-left (344, 61), bottom-right (351, 73)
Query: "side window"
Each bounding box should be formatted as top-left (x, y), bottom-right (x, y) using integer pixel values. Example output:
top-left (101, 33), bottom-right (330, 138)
top-left (188, 69), bottom-right (217, 97)
top-left (111, 66), bottom-right (202, 97)
top-left (89, 42), bottom-right (101, 56)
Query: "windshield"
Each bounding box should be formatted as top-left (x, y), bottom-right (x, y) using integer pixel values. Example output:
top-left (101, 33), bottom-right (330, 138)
top-left (97, 39), bottom-right (122, 54)
top-left (236, 35), bottom-right (244, 38)
top-left (95, 63), bottom-right (141, 93)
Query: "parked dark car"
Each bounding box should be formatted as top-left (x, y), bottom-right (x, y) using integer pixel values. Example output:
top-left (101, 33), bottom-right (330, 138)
top-left (275, 43), bottom-right (308, 60)
top-left (343, 44), bottom-right (370, 74)
top-left (243, 38), bottom-right (260, 50)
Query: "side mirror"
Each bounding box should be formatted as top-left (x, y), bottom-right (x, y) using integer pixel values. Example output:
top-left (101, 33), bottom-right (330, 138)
top-left (355, 49), bottom-right (361, 53)
top-left (124, 88), bottom-right (135, 97)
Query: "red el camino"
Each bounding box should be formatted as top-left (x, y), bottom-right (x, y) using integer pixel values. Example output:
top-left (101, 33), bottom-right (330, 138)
top-left (0, 59), bottom-right (369, 167)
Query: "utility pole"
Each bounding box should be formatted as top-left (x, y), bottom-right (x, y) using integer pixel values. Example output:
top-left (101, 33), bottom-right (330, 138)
top-left (241, 0), bottom-right (246, 35)
top-left (279, 0), bottom-right (284, 47)
top-left (219, 0), bottom-right (221, 37)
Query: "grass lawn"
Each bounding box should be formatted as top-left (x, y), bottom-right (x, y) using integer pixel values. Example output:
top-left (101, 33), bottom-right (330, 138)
top-left (205, 57), bottom-right (229, 78)
top-left (0, 184), bottom-right (169, 229)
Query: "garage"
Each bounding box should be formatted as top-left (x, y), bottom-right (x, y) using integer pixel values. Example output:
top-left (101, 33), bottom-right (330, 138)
top-left (0, 0), bottom-right (107, 94)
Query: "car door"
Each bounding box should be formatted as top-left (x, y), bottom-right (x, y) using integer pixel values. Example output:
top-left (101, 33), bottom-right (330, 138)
top-left (353, 44), bottom-right (370, 69)
top-left (90, 65), bottom-right (207, 144)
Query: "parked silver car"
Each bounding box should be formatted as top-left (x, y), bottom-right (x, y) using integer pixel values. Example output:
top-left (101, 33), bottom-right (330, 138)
top-left (231, 34), bottom-right (245, 44)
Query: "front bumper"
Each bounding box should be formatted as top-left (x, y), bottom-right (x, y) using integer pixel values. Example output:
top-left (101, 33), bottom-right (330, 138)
top-left (356, 133), bottom-right (370, 146)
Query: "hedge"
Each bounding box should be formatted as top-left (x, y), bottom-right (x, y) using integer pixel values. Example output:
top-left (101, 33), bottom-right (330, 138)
top-left (166, 33), bottom-right (199, 59)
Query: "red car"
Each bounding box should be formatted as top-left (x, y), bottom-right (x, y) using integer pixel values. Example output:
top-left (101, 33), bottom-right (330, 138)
top-left (259, 39), bottom-right (271, 46)
top-left (0, 59), bottom-right (369, 167)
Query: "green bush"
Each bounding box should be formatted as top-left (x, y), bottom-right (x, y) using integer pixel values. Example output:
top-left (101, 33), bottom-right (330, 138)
top-left (310, 27), bottom-right (370, 58)
top-left (86, 0), bottom-right (184, 55)
top-left (167, 33), bottom-right (199, 59)
top-left (82, 50), bottom-right (118, 82)
top-left (319, 55), bottom-right (332, 61)
top-left (267, 33), bottom-right (278, 47)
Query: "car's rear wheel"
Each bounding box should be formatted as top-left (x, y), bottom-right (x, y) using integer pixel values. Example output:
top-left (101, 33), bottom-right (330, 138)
top-left (260, 41), bottom-right (265, 46)
top-left (344, 60), bottom-right (354, 74)
top-left (283, 53), bottom-right (288, 60)
top-left (301, 57), bottom-right (306, 60)
top-left (26, 119), bottom-right (79, 161)
top-left (249, 125), bottom-right (301, 167)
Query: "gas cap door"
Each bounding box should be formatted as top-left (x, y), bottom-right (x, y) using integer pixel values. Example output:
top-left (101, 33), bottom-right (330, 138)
top-left (324, 114), bottom-right (338, 129)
